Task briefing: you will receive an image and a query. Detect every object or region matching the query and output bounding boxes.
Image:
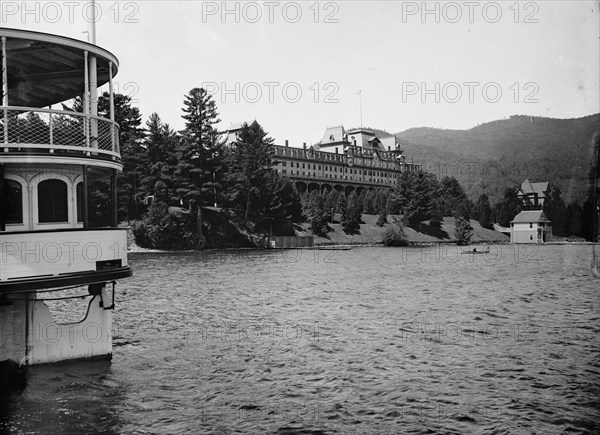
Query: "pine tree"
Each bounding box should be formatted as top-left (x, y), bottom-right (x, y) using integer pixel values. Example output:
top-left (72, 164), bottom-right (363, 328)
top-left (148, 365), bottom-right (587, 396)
top-left (439, 176), bottom-right (467, 216)
top-left (273, 179), bottom-right (303, 224)
top-left (140, 113), bottom-right (179, 203)
top-left (336, 193), bottom-right (347, 214)
top-left (307, 191), bottom-right (329, 236)
top-left (224, 121), bottom-right (278, 227)
top-left (543, 185), bottom-right (568, 236)
top-left (582, 134), bottom-right (599, 241)
top-left (567, 203), bottom-right (584, 236)
top-left (323, 190), bottom-right (339, 222)
top-left (363, 189), bottom-right (376, 214)
top-left (374, 190), bottom-right (388, 214)
top-left (475, 193), bottom-right (493, 229)
top-left (495, 186), bottom-right (521, 227)
top-left (454, 198), bottom-right (473, 221)
top-left (376, 209), bottom-right (388, 227)
top-left (175, 88), bottom-right (223, 207)
top-left (392, 170), bottom-right (440, 229)
top-left (454, 216), bottom-right (473, 245)
top-left (342, 191), bottom-right (362, 231)
top-left (357, 190), bottom-right (366, 215)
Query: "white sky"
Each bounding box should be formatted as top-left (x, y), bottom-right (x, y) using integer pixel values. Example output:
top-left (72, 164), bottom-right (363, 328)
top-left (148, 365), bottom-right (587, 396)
top-left (2, 1), bottom-right (599, 146)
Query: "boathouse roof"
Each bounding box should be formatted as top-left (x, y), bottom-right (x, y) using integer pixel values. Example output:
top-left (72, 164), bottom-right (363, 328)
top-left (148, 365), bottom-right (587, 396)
top-left (511, 210), bottom-right (551, 224)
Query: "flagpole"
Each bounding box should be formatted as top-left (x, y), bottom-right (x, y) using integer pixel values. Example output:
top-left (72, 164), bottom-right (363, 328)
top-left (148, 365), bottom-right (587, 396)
top-left (358, 90), bottom-right (363, 129)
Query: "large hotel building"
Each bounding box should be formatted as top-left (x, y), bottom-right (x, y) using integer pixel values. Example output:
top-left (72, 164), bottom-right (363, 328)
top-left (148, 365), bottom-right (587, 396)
top-left (226, 124), bottom-right (420, 194)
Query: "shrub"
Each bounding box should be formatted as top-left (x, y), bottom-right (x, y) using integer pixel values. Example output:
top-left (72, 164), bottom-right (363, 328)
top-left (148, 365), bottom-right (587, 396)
top-left (133, 200), bottom-right (201, 250)
top-left (382, 223), bottom-right (410, 247)
top-left (376, 211), bottom-right (388, 227)
top-left (310, 214), bottom-right (329, 237)
top-left (131, 220), bottom-right (150, 248)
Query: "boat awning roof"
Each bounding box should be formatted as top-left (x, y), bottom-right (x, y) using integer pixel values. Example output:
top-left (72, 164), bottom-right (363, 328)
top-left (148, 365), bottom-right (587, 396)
top-left (1, 28), bottom-right (119, 108)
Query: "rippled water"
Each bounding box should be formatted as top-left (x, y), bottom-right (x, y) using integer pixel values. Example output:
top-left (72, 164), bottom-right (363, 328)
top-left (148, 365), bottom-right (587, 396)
top-left (2, 244), bottom-right (599, 434)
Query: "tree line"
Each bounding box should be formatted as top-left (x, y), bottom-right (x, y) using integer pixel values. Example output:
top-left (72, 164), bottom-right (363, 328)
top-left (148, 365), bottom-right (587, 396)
top-left (21, 86), bottom-right (593, 247)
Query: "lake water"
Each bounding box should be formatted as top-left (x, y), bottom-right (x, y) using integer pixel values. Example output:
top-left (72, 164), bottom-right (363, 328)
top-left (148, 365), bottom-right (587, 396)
top-left (2, 245), bottom-right (599, 434)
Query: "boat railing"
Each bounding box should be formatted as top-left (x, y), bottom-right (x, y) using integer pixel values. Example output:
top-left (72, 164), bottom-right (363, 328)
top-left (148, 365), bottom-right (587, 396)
top-left (0, 106), bottom-right (120, 160)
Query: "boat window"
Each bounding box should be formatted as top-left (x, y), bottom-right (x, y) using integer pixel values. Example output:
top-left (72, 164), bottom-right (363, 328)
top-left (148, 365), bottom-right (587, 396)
top-left (4, 179), bottom-right (23, 224)
top-left (76, 182), bottom-right (84, 222)
top-left (38, 179), bottom-right (68, 223)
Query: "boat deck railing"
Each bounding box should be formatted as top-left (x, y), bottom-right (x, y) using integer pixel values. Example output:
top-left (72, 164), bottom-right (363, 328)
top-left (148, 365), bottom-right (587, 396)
top-left (1, 106), bottom-right (120, 161)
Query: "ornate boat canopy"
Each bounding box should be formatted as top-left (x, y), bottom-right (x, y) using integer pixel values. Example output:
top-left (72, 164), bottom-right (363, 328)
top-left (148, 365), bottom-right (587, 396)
top-left (1, 28), bottom-right (118, 107)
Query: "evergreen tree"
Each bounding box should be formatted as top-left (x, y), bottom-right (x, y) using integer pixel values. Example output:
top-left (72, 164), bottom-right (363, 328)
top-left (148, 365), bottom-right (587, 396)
top-left (374, 190), bottom-right (388, 214)
top-left (273, 179), bottom-right (303, 224)
top-left (175, 88), bottom-right (223, 207)
top-left (474, 193), bottom-right (493, 229)
top-left (323, 190), bottom-right (340, 222)
top-left (307, 190), bottom-right (321, 214)
top-left (357, 190), bottom-right (366, 215)
top-left (439, 176), bottom-right (467, 216)
top-left (391, 170), bottom-right (440, 229)
top-left (581, 199), bottom-right (596, 241)
top-left (495, 186), bottom-right (521, 227)
top-left (543, 185), bottom-right (568, 236)
top-left (429, 197), bottom-right (444, 228)
top-left (300, 191), bottom-right (310, 213)
top-left (140, 113), bottom-right (179, 203)
top-left (567, 203), bottom-right (584, 236)
top-left (224, 121), bottom-right (278, 227)
top-left (454, 198), bottom-right (473, 221)
top-left (307, 191), bottom-right (329, 236)
top-left (386, 193), bottom-right (401, 215)
top-left (582, 134), bottom-right (599, 241)
top-left (335, 193), bottom-right (347, 214)
top-left (342, 191), bottom-right (362, 231)
top-left (454, 216), bottom-right (473, 245)
top-left (363, 190), bottom-right (377, 214)
top-left (376, 209), bottom-right (388, 227)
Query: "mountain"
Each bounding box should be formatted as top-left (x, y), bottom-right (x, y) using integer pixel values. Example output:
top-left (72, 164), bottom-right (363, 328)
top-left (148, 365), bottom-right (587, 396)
top-left (394, 114), bottom-right (599, 205)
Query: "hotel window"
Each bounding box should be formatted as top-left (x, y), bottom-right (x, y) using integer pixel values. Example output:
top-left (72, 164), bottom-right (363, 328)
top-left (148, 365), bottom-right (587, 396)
top-left (318, 165), bottom-right (321, 170)
top-left (529, 223), bottom-right (533, 228)
top-left (296, 162), bottom-right (299, 168)
top-left (38, 179), bottom-right (68, 223)
top-left (4, 179), bottom-right (23, 224)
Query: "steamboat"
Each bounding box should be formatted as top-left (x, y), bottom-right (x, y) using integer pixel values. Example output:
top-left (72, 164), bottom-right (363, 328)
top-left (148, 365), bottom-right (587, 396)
top-left (0, 26), bottom-right (132, 365)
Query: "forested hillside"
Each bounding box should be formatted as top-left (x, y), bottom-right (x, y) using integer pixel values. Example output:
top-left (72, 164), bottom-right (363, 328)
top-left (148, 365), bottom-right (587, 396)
top-left (395, 114), bottom-right (599, 205)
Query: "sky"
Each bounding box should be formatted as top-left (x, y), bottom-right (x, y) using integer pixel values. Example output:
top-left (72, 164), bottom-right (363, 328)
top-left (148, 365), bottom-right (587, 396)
top-left (2, 1), bottom-right (599, 146)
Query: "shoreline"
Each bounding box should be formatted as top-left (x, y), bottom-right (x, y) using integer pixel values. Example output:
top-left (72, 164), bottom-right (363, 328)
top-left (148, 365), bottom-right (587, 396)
top-left (127, 240), bottom-right (598, 254)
